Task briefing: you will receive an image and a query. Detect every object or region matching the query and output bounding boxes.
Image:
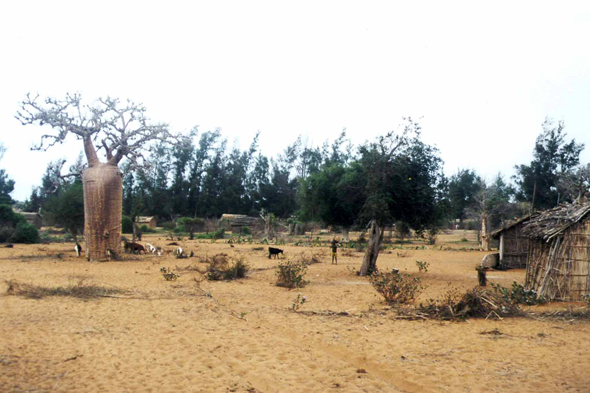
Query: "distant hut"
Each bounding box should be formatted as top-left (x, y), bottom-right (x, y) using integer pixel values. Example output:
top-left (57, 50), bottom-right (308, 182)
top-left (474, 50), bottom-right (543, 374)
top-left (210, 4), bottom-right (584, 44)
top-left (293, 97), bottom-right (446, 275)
top-left (219, 214), bottom-right (264, 233)
top-left (490, 214), bottom-right (537, 269)
top-left (522, 200), bottom-right (590, 301)
top-left (20, 212), bottom-right (43, 229)
top-left (135, 216), bottom-right (157, 228)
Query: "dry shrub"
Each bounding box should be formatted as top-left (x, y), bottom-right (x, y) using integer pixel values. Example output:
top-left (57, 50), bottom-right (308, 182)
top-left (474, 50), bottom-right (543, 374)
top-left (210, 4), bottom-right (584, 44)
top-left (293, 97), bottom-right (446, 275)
top-left (341, 249), bottom-right (356, 257)
top-left (299, 251), bottom-right (324, 265)
top-left (419, 286), bottom-right (522, 320)
top-left (370, 270), bottom-right (423, 304)
top-left (205, 254), bottom-right (249, 281)
top-left (5, 278), bottom-right (123, 300)
top-left (276, 260), bottom-right (308, 289)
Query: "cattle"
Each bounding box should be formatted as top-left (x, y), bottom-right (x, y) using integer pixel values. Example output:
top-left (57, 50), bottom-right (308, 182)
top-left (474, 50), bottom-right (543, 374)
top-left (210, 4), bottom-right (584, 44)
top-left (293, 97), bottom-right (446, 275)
top-left (124, 241), bottom-right (145, 254)
top-left (268, 247), bottom-right (284, 259)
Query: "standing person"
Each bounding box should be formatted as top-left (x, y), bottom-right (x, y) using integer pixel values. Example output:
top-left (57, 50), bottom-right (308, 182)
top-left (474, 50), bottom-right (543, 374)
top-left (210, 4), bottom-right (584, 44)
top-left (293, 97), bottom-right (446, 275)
top-left (331, 238), bottom-right (341, 265)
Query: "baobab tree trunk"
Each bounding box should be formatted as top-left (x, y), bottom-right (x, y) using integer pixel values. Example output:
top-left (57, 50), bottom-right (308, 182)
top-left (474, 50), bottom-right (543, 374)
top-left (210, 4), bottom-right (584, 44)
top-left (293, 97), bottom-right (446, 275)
top-left (82, 163), bottom-right (123, 261)
top-left (359, 220), bottom-right (384, 276)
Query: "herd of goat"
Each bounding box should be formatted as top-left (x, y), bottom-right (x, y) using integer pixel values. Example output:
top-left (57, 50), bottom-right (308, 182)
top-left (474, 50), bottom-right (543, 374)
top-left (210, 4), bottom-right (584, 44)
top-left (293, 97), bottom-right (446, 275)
top-left (74, 239), bottom-right (192, 259)
top-left (73, 239), bottom-right (285, 260)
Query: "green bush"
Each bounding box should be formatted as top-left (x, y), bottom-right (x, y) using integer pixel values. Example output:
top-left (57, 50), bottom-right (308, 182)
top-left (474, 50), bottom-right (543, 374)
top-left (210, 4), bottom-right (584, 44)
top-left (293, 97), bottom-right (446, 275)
top-left (276, 260), bottom-right (308, 289)
top-left (0, 228), bottom-right (14, 242)
top-left (160, 221), bottom-right (176, 231)
top-left (140, 224), bottom-right (156, 233)
top-left (12, 222), bottom-right (39, 244)
top-left (241, 226), bottom-right (251, 236)
top-left (213, 227), bottom-right (225, 239)
top-left (491, 281), bottom-right (547, 305)
top-left (370, 270), bottom-right (423, 304)
top-left (121, 216), bottom-right (133, 234)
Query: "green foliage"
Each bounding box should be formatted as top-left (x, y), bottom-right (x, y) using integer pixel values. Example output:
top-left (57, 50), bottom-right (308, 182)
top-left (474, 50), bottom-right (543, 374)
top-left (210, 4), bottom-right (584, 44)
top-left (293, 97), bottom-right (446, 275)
top-left (241, 226), bottom-right (251, 235)
top-left (513, 118), bottom-right (585, 210)
top-left (140, 224), bottom-right (156, 233)
top-left (0, 204), bottom-right (24, 229)
top-left (43, 181), bottom-right (84, 238)
top-left (276, 260), bottom-right (308, 288)
top-left (160, 221), bottom-right (176, 231)
top-left (12, 222), bottom-right (40, 244)
top-left (213, 227), bottom-right (225, 239)
top-left (491, 281), bottom-right (547, 305)
top-left (177, 217), bottom-right (205, 239)
top-left (448, 169), bottom-right (478, 222)
top-left (121, 216), bottom-right (134, 234)
top-left (370, 270), bottom-right (423, 304)
top-left (415, 260), bottom-right (430, 273)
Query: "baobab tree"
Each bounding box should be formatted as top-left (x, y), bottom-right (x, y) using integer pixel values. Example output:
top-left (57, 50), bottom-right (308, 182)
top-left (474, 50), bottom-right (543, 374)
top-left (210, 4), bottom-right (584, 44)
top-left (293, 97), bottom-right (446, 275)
top-left (16, 93), bottom-right (173, 260)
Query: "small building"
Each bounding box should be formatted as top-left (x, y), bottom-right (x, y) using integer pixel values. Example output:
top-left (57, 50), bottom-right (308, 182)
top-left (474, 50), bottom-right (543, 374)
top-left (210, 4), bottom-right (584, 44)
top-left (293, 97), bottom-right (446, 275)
top-left (20, 212), bottom-right (43, 229)
top-left (490, 214), bottom-right (537, 269)
top-left (522, 200), bottom-right (590, 301)
top-left (219, 214), bottom-right (264, 233)
top-left (135, 216), bottom-right (157, 228)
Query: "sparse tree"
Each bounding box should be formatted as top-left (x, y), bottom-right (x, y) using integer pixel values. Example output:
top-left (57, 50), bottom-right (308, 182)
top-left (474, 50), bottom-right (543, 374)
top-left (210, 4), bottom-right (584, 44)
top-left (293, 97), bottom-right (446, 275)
top-left (17, 93), bottom-right (173, 260)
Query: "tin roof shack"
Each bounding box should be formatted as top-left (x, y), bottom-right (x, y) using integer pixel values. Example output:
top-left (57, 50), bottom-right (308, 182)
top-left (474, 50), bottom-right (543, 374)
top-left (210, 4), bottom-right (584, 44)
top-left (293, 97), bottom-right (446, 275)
top-left (522, 201), bottom-right (590, 301)
top-left (219, 214), bottom-right (264, 234)
top-left (135, 216), bottom-right (157, 228)
top-left (491, 214), bottom-right (537, 269)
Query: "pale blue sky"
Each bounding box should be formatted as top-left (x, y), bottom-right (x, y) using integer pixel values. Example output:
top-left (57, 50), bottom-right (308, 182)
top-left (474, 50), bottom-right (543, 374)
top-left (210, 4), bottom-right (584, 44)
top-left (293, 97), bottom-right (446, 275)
top-left (1, 1), bottom-right (589, 200)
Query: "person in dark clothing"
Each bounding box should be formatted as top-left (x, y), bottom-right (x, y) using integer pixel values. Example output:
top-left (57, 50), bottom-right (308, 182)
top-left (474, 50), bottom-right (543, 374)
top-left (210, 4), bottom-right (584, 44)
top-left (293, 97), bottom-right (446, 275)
top-left (331, 238), bottom-right (341, 265)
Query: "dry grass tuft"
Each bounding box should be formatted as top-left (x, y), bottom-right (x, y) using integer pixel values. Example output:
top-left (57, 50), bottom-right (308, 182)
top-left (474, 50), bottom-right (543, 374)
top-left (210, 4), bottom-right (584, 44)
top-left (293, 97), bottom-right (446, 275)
top-left (5, 278), bottom-right (124, 300)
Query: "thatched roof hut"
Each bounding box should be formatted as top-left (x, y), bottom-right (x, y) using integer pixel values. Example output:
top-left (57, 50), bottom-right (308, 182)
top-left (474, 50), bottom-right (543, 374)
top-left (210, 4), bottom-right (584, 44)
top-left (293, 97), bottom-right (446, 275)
top-left (219, 214), bottom-right (264, 233)
top-left (522, 200), bottom-right (590, 300)
top-left (135, 216), bottom-right (157, 228)
top-left (491, 214), bottom-right (537, 269)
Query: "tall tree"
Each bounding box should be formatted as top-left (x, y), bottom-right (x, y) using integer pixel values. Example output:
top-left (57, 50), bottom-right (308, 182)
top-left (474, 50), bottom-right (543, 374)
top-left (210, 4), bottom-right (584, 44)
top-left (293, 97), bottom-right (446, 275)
top-left (17, 93), bottom-right (173, 260)
top-left (513, 118), bottom-right (584, 210)
top-left (0, 143), bottom-right (15, 206)
top-left (448, 169), bottom-right (479, 224)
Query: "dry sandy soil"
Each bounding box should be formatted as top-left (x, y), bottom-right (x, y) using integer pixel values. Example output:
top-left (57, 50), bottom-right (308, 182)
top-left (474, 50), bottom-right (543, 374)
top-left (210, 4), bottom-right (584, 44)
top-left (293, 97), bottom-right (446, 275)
top-left (1, 230), bottom-right (589, 392)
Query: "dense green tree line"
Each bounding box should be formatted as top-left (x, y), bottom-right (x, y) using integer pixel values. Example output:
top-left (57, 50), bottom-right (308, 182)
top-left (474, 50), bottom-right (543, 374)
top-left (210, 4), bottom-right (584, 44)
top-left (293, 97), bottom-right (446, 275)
top-left (14, 117), bottom-right (588, 246)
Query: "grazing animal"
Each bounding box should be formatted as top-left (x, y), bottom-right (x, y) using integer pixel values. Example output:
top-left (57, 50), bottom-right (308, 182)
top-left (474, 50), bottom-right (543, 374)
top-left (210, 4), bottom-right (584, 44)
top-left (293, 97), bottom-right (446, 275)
top-left (106, 249), bottom-right (116, 261)
top-left (74, 243), bottom-right (82, 257)
top-left (124, 241), bottom-right (145, 254)
top-left (268, 247), bottom-right (284, 259)
top-left (146, 243), bottom-right (157, 254)
top-left (174, 247), bottom-right (184, 258)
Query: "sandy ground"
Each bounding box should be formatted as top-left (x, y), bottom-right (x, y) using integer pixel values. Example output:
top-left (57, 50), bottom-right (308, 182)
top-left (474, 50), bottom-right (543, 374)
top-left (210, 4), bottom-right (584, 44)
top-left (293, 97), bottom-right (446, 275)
top-left (1, 231), bottom-right (590, 392)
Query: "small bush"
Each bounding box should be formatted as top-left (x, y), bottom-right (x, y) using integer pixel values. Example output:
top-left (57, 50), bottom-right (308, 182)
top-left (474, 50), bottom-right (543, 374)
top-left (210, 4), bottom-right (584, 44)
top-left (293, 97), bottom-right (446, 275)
top-left (491, 281), bottom-right (547, 305)
top-left (11, 223), bottom-right (39, 244)
top-left (291, 293), bottom-right (307, 311)
top-left (140, 224), bottom-right (157, 233)
top-left (241, 226), bottom-right (251, 236)
top-left (415, 260), bottom-right (430, 273)
top-left (370, 270), bottom-right (422, 304)
top-left (121, 216), bottom-right (133, 234)
top-left (276, 260), bottom-right (308, 289)
top-left (160, 221), bottom-right (176, 231)
top-left (213, 227), bottom-right (225, 239)
top-left (205, 254), bottom-right (249, 280)
top-left (0, 228), bottom-right (15, 243)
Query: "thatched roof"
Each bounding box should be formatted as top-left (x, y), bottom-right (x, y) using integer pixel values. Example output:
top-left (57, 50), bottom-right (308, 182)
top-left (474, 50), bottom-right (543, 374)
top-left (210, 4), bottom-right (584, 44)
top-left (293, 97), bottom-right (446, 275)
top-left (135, 216), bottom-right (156, 223)
top-left (490, 213), bottom-right (538, 239)
top-left (522, 200), bottom-right (590, 241)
